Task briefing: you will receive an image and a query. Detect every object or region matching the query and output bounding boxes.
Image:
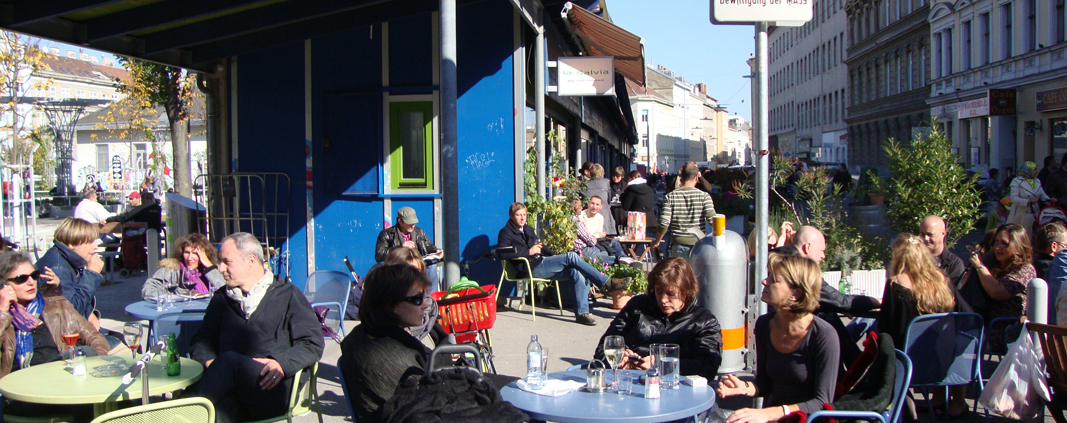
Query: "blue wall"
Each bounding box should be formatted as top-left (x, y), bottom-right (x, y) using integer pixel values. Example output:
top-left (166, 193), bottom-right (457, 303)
top-left (235, 5), bottom-right (516, 286)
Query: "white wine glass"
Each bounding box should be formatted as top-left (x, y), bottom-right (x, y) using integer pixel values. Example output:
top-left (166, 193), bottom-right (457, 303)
top-left (123, 322), bottom-right (143, 359)
top-left (603, 335), bottom-right (625, 390)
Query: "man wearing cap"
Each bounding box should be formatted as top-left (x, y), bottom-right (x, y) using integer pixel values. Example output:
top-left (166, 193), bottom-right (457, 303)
top-left (106, 191), bottom-right (163, 234)
top-left (374, 207), bottom-right (444, 289)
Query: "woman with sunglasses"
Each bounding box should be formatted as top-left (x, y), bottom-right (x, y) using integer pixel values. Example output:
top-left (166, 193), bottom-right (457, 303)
top-left (963, 223), bottom-right (1036, 352)
top-left (0, 251), bottom-right (109, 379)
top-left (383, 247), bottom-right (448, 344)
top-left (339, 263), bottom-right (432, 422)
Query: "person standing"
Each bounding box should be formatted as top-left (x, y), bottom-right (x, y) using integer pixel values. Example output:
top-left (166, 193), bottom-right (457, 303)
top-left (652, 162), bottom-right (716, 257)
top-left (919, 216), bottom-right (967, 287)
top-left (1044, 153), bottom-right (1067, 206)
top-left (609, 166), bottom-right (627, 234)
top-left (1037, 223), bottom-right (1067, 325)
top-left (984, 168), bottom-right (1003, 202)
top-left (580, 164), bottom-right (617, 236)
top-left (190, 232), bottom-right (324, 423)
top-left (620, 171), bottom-right (656, 236)
top-left (1039, 156), bottom-right (1056, 187)
top-left (1007, 161), bottom-right (1050, 236)
top-left (374, 207), bottom-right (444, 291)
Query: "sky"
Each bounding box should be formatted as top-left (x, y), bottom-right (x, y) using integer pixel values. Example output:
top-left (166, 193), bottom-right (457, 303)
top-left (608, 0), bottom-right (756, 121)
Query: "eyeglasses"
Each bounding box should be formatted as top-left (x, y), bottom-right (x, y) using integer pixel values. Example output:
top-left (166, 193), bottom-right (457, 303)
top-left (7, 271), bottom-right (39, 284)
top-left (402, 292), bottom-right (428, 306)
top-left (994, 241), bottom-right (1010, 248)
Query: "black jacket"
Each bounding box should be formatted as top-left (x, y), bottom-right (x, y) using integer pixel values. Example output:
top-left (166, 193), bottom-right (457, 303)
top-left (375, 226), bottom-right (439, 263)
top-left (593, 294), bottom-right (723, 379)
top-left (497, 221), bottom-right (553, 278)
top-left (819, 280), bottom-right (881, 314)
top-left (106, 199), bottom-right (162, 233)
top-left (620, 182), bottom-right (657, 227)
top-left (190, 275), bottom-right (325, 378)
top-left (1046, 167), bottom-right (1067, 205)
top-left (610, 179), bottom-right (626, 205)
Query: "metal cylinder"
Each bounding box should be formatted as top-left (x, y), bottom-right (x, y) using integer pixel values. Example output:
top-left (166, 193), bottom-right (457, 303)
top-left (689, 230), bottom-right (749, 373)
top-left (1028, 277), bottom-right (1048, 325)
top-left (712, 214), bottom-right (725, 236)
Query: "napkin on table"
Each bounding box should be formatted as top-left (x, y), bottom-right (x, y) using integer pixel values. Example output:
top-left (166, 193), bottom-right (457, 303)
top-left (516, 379), bottom-right (586, 396)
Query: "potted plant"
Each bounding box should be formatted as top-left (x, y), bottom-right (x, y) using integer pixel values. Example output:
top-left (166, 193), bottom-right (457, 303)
top-left (581, 256), bottom-right (649, 309)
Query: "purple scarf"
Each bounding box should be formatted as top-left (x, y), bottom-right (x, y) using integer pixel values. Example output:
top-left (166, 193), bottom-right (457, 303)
top-left (180, 263), bottom-right (209, 294)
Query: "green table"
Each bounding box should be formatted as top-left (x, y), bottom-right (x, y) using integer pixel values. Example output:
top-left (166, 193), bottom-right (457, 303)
top-left (0, 355), bottom-right (203, 415)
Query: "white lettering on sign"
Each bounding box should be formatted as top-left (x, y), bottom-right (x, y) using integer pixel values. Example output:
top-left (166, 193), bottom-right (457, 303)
top-left (711, 0), bottom-right (812, 25)
top-left (557, 56), bottom-right (615, 97)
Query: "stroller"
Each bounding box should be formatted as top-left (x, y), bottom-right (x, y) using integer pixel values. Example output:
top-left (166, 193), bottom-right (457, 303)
top-left (1039, 204), bottom-right (1067, 227)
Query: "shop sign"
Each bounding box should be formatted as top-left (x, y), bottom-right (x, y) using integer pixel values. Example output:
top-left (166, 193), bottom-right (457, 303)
top-left (557, 57), bottom-right (615, 97)
top-left (711, 0), bottom-right (813, 26)
top-left (988, 89), bottom-right (1016, 115)
top-left (957, 98), bottom-right (989, 119)
top-left (1037, 86), bottom-right (1067, 112)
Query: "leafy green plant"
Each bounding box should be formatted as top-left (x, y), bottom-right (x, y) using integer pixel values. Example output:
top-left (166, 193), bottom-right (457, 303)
top-left (873, 122), bottom-right (982, 247)
top-left (581, 255), bottom-right (648, 295)
top-left (523, 131), bottom-right (582, 255)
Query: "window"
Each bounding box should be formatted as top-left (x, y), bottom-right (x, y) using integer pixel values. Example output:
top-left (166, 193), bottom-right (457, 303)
top-left (944, 28), bottom-right (953, 76)
top-left (933, 32), bottom-right (943, 79)
top-left (919, 45), bottom-right (926, 86)
top-left (641, 134), bottom-right (648, 147)
top-left (134, 144), bottom-right (147, 169)
top-left (387, 97), bottom-right (436, 192)
top-left (962, 20), bottom-right (972, 70)
top-left (1026, 0), bottom-right (1036, 51)
top-left (641, 109), bottom-right (649, 122)
top-left (1058, 0), bottom-right (1066, 43)
top-left (61, 88), bottom-right (70, 98)
top-left (49, 87), bottom-right (56, 99)
top-left (980, 12), bottom-right (991, 64)
top-left (96, 144), bottom-right (108, 171)
top-left (76, 90), bottom-right (84, 98)
top-left (1002, 3), bottom-right (1013, 60)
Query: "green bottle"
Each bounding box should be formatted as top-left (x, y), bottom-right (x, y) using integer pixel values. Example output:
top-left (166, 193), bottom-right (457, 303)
top-left (165, 333), bottom-right (181, 376)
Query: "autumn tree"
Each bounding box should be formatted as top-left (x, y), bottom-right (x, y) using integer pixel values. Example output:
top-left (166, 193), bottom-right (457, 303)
top-left (116, 58), bottom-right (198, 196)
top-left (0, 31), bottom-right (50, 167)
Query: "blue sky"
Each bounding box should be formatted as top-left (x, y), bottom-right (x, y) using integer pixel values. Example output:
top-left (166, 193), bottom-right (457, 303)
top-left (609, 0), bottom-right (755, 121)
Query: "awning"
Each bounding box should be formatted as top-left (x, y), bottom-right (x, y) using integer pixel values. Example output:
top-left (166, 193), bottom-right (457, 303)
top-left (560, 2), bottom-right (645, 87)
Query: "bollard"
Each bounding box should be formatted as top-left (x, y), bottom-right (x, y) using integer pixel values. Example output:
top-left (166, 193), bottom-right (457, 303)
top-left (1028, 278), bottom-right (1048, 325)
top-left (689, 218), bottom-right (748, 373)
top-left (147, 229), bottom-right (159, 275)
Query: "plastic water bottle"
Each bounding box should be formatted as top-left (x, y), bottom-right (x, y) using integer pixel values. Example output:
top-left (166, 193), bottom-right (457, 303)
top-left (526, 335), bottom-right (544, 389)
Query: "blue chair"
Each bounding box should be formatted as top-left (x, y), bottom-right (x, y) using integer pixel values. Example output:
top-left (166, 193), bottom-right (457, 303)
top-left (806, 349), bottom-right (913, 423)
top-left (152, 310), bottom-right (207, 357)
top-left (336, 356), bottom-right (357, 423)
top-left (903, 312), bottom-right (985, 419)
top-left (303, 270), bottom-right (352, 340)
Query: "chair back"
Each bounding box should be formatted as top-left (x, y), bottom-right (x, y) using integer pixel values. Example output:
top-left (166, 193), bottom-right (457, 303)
top-left (1027, 321), bottom-right (1067, 399)
top-left (428, 344), bottom-right (483, 374)
top-left (336, 357), bottom-right (358, 422)
top-left (152, 310), bottom-right (206, 357)
top-left (304, 270), bottom-right (352, 338)
top-left (903, 312), bottom-right (984, 387)
top-left (89, 397), bottom-right (214, 423)
top-left (244, 363), bottom-right (323, 423)
top-left (500, 258), bottom-right (526, 282)
top-left (888, 350), bottom-right (913, 423)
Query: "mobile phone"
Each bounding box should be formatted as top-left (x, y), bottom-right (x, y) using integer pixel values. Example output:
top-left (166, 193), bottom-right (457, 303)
top-left (629, 355), bottom-right (642, 361)
top-left (966, 244), bottom-right (978, 254)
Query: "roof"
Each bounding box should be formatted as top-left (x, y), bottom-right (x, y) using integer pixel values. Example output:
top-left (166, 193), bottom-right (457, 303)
top-left (40, 54), bottom-right (129, 82)
top-left (624, 76), bottom-right (667, 102)
top-left (561, 2), bottom-right (645, 87)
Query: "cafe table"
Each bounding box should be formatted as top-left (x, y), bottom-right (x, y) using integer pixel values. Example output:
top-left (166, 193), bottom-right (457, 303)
top-left (125, 297), bottom-right (211, 344)
top-left (499, 370), bottom-right (715, 423)
top-left (0, 355), bottom-right (203, 416)
top-left (614, 236), bottom-right (655, 262)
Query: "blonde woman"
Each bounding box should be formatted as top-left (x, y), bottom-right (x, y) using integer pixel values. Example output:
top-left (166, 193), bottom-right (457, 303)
top-left (717, 254), bottom-right (839, 423)
top-left (35, 218), bottom-right (104, 329)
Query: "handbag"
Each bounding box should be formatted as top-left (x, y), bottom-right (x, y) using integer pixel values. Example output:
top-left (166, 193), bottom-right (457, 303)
top-left (978, 326), bottom-right (1051, 419)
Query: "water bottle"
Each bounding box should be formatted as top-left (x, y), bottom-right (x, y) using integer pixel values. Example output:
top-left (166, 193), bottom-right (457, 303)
top-left (838, 269), bottom-right (852, 295)
top-left (526, 335), bottom-right (544, 389)
top-left (165, 333), bottom-right (181, 376)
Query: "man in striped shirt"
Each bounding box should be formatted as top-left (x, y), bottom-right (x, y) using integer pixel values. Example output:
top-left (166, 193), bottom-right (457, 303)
top-left (652, 162), bottom-right (716, 257)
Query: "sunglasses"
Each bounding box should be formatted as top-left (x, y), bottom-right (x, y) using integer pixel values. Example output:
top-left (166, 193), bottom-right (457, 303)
top-left (7, 271), bottom-right (39, 284)
top-left (401, 292), bottom-right (428, 306)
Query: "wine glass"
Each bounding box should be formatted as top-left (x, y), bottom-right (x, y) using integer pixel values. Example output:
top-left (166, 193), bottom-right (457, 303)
top-left (157, 333), bottom-right (169, 370)
top-left (602, 335), bottom-right (625, 391)
top-left (162, 279), bottom-right (178, 309)
top-left (61, 320), bottom-right (80, 364)
top-left (123, 322), bottom-right (143, 359)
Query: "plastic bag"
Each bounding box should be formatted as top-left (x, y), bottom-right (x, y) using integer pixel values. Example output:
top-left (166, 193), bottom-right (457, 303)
top-left (978, 326), bottom-right (1051, 419)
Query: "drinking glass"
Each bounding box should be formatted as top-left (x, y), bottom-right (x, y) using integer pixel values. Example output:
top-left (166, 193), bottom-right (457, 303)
top-left (602, 335), bottom-right (625, 391)
top-left (162, 280), bottom-right (178, 309)
top-left (615, 370), bottom-right (632, 396)
top-left (541, 348), bottom-right (549, 376)
top-left (123, 322), bottom-right (143, 359)
top-left (61, 320), bottom-right (80, 364)
top-left (655, 343), bottom-right (680, 389)
top-left (157, 333), bottom-right (168, 370)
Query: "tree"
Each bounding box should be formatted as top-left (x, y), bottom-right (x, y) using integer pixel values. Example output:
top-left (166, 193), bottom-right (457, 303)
top-left (874, 122), bottom-right (982, 246)
top-left (0, 31), bottom-right (50, 167)
top-left (115, 58), bottom-right (198, 196)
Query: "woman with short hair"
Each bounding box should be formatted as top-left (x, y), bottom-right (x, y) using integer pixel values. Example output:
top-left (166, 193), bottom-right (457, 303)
top-left (35, 218), bottom-right (105, 328)
top-left (593, 257), bottom-right (723, 380)
top-left (141, 233), bottom-right (225, 300)
top-left (717, 254), bottom-right (840, 423)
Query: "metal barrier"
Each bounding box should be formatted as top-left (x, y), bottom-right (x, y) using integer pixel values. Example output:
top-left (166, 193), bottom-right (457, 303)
top-left (1028, 277), bottom-right (1048, 325)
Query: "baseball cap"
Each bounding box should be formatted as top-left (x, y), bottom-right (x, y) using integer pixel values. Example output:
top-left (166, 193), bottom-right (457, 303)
top-left (128, 192), bottom-right (141, 199)
top-left (397, 207), bottom-right (418, 225)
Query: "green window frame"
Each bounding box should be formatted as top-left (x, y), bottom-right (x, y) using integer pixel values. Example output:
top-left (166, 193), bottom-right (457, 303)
top-left (388, 100), bottom-right (435, 191)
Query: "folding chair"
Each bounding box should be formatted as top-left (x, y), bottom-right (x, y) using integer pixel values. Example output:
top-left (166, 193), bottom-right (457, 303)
top-left (89, 397), bottom-right (213, 423)
top-left (303, 270), bottom-right (352, 339)
top-left (1026, 322), bottom-right (1067, 423)
top-left (903, 312), bottom-right (985, 419)
top-left (498, 257), bottom-right (563, 321)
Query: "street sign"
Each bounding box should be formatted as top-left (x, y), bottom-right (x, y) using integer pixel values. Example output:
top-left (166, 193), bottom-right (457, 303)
top-left (556, 57), bottom-right (615, 97)
top-left (710, 0), bottom-right (813, 26)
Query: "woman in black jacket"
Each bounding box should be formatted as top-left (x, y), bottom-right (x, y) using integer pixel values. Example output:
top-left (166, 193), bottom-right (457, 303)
top-left (593, 257), bottom-right (723, 380)
top-left (620, 171), bottom-right (657, 235)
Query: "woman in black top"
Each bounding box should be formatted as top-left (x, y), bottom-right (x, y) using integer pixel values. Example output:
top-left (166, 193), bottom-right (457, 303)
top-left (717, 254), bottom-right (839, 423)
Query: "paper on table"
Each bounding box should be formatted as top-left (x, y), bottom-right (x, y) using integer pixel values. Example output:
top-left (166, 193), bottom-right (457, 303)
top-left (516, 379), bottom-right (586, 396)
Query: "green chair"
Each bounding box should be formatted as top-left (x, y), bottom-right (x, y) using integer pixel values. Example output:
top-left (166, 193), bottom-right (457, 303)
top-left (498, 257), bottom-right (564, 321)
top-left (245, 363), bottom-right (323, 423)
top-left (5, 415), bottom-right (74, 423)
top-left (89, 397), bottom-right (213, 423)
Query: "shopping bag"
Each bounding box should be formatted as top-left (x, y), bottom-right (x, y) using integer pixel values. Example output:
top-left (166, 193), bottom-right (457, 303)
top-left (978, 326), bottom-right (1051, 419)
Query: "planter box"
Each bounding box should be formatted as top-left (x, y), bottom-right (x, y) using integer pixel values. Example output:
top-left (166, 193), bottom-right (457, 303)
top-left (822, 269), bottom-right (886, 299)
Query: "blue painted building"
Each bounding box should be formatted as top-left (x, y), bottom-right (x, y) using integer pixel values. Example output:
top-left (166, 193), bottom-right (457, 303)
top-left (4, 0), bottom-right (643, 287)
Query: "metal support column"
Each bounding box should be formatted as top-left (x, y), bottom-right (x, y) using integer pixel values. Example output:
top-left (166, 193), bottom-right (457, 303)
top-left (440, 0), bottom-right (461, 288)
top-left (535, 10), bottom-right (546, 199)
top-left (755, 22), bottom-right (770, 316)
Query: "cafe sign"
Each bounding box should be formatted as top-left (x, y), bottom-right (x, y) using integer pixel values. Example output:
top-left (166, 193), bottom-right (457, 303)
top-left (557, 57), bottom-right (615, 97)
top-left (989, 89), bottom-right (1016, 115)
top-left (1038, 86), bottom-right (1067, 112)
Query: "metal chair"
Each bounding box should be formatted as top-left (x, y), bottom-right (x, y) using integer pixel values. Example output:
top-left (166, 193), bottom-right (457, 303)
top-left (497, 257), bottom-right (563, 321)
top-left (303, 270), bottom-right (352, 339)
top-left (152, 309), bottom-right (207, 357)
top-left (244, 363), bottom-right (323, 423)
top-left (89, 397), bottom-right (214, 423)
top-left (1026, 322), bottom-right (1067, 423)
top-left (805, 350), bottom-right (913, 423)
top-left (336, 356), bottom-right (358, 423)
top-left (903, 312), bottom-right (985, 419)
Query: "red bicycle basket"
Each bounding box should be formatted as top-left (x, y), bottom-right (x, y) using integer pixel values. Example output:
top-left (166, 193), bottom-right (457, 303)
top-left (431, 284), bottom-right (497, 344)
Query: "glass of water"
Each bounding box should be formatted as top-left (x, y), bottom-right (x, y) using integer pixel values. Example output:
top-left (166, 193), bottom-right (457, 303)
top-left (655, 344), bottom-right (680, 389)
top-left (541, 347), bottom-right (549, 376)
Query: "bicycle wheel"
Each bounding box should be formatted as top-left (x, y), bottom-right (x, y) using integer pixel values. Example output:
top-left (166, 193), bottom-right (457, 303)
top-left (477, 329), bottom-right (496, 374)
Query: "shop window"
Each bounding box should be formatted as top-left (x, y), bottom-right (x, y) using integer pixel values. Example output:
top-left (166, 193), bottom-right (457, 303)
top-left (1053, 119), bottom-right (1067, 164)
top-left (387, 96), bottom-right (436, 192)
top-left (96, 144), bottom-right (108, 171)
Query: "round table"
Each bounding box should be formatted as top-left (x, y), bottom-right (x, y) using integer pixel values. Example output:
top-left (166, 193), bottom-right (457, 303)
top-left (0, 355), bottom-right (203, 407)
top-left (125, 298), bottom-right (211, 321)
top-left (499, 370), bottom-right (715, 423)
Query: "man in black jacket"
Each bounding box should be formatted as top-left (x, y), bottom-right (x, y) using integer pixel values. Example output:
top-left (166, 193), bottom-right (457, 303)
top-left (375, 207), bottom-right (443, 289)
top-left (190, 232), bottom-right (325, 423)
top-left (919, 215), bottom-right (966, 287)
top-left (498, 203), bottom-right (630, 326)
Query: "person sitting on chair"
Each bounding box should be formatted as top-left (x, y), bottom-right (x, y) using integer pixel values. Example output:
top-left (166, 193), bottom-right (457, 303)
top-left (35, 218), bottom-right (104, 330)
top-left (141, 233), bottom-right (225, 300)
top-left (374, 207), bottom-right (444, 291)
top-left (383, 247), bottom-right (447, 345)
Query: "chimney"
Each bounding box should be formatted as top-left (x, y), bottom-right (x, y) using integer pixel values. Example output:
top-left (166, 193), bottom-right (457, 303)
top-left (49, 47), bottom-right (58, 55)
top-left (66, 50), bottom-right (75, 58)
top-left (79, 51), bottom-right (89, 61)
top-left (90, 56), bottom-right (98, 64)
top-left (103, 57), bottom-right (114, 67)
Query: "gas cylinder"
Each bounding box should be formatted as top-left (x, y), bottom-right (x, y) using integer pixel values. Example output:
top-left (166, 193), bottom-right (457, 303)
top-left (688, 214), bottom-right (749, 373)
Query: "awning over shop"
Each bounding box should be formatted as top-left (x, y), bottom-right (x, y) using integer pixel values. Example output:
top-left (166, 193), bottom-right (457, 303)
top-left (560, 2), bottom-right (645, 87)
